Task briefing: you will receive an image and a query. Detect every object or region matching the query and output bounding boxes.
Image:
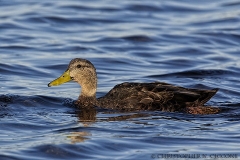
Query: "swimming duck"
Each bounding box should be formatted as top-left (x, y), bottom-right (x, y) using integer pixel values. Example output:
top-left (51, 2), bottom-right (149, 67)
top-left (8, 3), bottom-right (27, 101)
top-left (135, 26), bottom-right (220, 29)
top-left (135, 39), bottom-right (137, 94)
top-left (48, 58), bottom-right (220, 114)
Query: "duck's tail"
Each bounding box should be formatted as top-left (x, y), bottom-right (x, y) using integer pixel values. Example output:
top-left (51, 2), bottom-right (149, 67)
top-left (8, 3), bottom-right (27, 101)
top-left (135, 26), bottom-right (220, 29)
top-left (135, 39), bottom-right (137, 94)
top-left (186, 88), bottom-right (219, 114)
top-left (199, 88), bottom-right (219, 106)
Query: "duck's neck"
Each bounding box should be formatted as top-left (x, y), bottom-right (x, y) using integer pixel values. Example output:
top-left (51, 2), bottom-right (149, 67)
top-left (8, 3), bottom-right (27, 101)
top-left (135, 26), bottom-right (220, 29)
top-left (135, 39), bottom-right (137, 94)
top-left (80, 83), bottom-right (97, 98)
top-left (77, 76), bottom-right (97, 106)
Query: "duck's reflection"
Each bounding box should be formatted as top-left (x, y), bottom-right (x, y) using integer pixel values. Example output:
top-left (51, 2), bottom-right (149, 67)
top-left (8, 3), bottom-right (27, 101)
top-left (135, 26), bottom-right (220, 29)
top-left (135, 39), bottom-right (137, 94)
top-left (67, 131), bottom-right (91, 144)
top-left (75, 107), bottom-right (97, 123)
top-left (66, 107), bottom-right (150, 143)
top-left (75, 107), bottom-right (150, 123)
top-left (66, 107), bottom-right (96, 143)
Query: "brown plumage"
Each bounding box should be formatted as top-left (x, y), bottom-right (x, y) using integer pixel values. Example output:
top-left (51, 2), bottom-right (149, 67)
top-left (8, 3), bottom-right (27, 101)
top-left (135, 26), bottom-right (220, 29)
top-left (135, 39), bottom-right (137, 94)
top-left (48, 58), bottom-right (220, 114)
top-left (97, 82), bottom-right (219, 114)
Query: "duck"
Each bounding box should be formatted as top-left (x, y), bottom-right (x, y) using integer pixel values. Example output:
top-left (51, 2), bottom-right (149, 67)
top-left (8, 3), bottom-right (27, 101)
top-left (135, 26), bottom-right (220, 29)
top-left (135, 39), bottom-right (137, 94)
top-left (48, 58), bottom-right (220, 114)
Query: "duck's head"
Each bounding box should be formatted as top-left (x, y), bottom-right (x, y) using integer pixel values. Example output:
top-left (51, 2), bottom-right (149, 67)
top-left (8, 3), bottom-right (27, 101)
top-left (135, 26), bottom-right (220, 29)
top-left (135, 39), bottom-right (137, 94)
top-left (48, 58), bottom-right (97, 97)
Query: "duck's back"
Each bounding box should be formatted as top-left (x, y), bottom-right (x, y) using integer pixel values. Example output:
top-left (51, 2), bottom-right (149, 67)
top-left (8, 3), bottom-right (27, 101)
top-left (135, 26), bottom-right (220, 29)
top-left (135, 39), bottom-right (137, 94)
top-left (97, 82), bottom-right (218, 113)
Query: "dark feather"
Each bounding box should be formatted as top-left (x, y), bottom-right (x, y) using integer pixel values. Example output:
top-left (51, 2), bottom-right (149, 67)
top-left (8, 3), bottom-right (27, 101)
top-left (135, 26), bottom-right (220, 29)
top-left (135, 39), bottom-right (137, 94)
top-left (97, 82), bottom-right (219, 114)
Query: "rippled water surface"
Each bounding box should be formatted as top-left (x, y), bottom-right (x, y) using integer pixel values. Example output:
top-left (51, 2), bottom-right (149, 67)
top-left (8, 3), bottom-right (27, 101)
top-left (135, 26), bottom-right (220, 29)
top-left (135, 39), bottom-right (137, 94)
top-left (1, 0), bottom-right (240, 159)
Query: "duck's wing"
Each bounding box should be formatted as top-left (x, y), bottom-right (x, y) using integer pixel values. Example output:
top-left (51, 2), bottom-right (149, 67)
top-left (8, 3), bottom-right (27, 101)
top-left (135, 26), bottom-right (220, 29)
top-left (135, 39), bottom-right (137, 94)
top-left (97, 82), bottom-right (218, 112)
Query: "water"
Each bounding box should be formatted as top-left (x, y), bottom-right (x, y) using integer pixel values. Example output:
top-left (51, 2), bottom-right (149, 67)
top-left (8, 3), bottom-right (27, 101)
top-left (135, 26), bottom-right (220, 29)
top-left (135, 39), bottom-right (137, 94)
top-left (1, 0), bottom-right (240, 159)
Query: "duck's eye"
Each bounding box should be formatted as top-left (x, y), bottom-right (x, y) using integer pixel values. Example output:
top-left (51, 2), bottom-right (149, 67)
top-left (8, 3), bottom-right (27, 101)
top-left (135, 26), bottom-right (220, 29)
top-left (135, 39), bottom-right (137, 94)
top-left (76, 64), bottom-right (81, 68)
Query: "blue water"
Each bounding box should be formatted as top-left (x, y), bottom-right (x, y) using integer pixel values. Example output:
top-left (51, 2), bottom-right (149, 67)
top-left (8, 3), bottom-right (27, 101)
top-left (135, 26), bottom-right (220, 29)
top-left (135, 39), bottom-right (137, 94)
top-left (1, 0), bottom-right (240, 159)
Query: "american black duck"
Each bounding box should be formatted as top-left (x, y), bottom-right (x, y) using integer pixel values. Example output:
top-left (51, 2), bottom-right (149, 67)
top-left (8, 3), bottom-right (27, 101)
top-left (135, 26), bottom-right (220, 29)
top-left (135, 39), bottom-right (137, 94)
top-left (48, 58), bottom-right (220, 114)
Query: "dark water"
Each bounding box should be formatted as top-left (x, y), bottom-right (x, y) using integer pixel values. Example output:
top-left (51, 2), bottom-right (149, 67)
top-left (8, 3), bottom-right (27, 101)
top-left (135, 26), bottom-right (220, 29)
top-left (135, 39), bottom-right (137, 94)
top-left (1, 0), bottom-right (240, 159)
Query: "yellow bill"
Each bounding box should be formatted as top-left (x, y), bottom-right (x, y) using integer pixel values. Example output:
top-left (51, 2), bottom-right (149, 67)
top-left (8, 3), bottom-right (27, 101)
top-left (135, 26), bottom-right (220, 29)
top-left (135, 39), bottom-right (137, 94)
top-left (48, 69), bottom-right (71, 87)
